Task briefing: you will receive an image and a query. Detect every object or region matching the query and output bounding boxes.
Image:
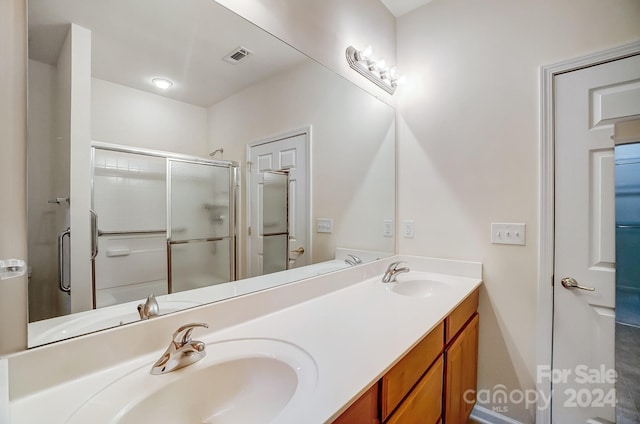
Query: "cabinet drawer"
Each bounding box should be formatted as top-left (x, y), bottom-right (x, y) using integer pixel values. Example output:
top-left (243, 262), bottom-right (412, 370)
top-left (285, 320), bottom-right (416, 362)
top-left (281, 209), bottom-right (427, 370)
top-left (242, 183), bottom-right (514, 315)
top-left (381, 322), bottom-right (444, 420)
top-left (386, 356), bottom-right (444, 424)
top-left (445, 288), bottom-right (479, 343)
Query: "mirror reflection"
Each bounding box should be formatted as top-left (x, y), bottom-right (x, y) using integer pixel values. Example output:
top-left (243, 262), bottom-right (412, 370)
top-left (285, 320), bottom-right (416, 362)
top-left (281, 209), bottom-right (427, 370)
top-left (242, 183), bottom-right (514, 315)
top-left (27, 0), bottom-right (395, 347)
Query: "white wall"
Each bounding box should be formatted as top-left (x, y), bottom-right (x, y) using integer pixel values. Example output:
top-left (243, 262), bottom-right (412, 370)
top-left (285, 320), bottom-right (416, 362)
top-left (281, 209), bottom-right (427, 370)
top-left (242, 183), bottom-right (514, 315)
top-left (66, 24), bottom-right (94, 314)
top-left (213, 0), bottom-right (398, 105)
top-left (207, 60), bottom-right (395, 277)
top-left (396, 1), bottom-right (640, 421)
top-left (92, 79), bottom-right (209, 156)
top-left (27, 59), bottom-right (69, 321)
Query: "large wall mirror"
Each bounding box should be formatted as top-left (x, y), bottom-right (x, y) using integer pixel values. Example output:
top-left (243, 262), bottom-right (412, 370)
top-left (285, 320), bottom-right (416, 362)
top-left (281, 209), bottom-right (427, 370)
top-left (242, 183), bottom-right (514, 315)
top-left (27, 0), bottom-right (396, 347)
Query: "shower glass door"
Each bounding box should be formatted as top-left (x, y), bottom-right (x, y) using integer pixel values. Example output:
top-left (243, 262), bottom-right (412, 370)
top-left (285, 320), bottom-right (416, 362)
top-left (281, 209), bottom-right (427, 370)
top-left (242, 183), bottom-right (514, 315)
top-left (168, 159), bottom-right (235, 293)
top-left (92, 149), bottom-right (168, 308)
top-left (261, 171), bottom-right (289, 274)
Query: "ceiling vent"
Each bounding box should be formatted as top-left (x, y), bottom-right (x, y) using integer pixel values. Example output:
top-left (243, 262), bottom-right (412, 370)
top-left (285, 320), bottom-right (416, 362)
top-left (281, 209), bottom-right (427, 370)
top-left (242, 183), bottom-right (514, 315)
top-left (223, 46), bottom-right (253, 64)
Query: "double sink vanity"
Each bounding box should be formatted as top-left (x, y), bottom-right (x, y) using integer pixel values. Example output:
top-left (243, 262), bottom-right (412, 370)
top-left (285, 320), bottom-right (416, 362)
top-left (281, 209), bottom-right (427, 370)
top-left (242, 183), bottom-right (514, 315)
top-left (3, 255), bottom-right (482, 423)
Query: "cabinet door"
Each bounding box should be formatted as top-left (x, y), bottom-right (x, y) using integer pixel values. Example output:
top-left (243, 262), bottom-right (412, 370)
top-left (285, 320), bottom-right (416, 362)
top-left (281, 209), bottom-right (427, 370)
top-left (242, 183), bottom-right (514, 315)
top-left (386, 356), bottom-right (443, 424)
top-left (381, 322), bottom-right (444, 420)
top-left (333, 383), bottom-right (380, 424)
top-left (444, 313), bottom-right (479, 424)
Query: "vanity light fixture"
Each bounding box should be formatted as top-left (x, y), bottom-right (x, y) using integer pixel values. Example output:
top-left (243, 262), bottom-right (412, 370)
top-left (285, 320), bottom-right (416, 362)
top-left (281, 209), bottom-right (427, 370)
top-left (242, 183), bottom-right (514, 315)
top-left (151, 77), bottom-right (174, 89)
top-left (345, 45), bottom-right (404, 95)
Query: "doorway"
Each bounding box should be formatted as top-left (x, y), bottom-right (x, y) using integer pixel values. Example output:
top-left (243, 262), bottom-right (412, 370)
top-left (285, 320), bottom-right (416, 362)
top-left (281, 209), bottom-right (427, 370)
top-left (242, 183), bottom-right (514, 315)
top-left (538, 41), bottom-right (640, 424)
top-left (246, 128), bottom-right (310, 278)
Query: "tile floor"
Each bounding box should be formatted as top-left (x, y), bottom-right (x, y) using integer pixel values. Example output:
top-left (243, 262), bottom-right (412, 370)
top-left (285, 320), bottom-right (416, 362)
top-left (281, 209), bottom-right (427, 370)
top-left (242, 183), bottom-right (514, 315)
top-left (616, 323), bottom-right (640, 424)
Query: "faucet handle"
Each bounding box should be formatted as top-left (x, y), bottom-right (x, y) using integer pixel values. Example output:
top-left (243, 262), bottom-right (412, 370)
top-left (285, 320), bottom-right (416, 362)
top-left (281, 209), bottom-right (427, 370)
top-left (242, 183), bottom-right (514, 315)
top-left (347, 254), bottom-right (362, 263)
top-left (172, 322), bottom-right (208, 346)
top-left (137, 294), bottom-right (159, 320)
top-left (389, 260), bottom-right (407, 270)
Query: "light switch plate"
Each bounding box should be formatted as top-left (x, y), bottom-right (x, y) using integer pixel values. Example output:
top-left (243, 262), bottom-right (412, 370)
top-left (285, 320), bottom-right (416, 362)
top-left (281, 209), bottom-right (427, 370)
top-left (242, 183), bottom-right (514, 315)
top-left (316, 218), bottom-right (333, 234)
top-left (383, 220), bottom-right (393, 237)
top-left (491, 223), bottom-right (526, 245)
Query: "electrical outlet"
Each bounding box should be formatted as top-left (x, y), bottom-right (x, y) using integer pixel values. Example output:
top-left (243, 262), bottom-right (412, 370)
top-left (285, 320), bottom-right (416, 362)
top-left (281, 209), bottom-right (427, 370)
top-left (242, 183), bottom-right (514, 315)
top-left (403, 220), bottom-right (414, 238)
top-left (383, 220), bottom-right (393, 237)
top-left (491, 223), bottom-right (526, 245)
top-left (316, 218), bottom-right (333, 233)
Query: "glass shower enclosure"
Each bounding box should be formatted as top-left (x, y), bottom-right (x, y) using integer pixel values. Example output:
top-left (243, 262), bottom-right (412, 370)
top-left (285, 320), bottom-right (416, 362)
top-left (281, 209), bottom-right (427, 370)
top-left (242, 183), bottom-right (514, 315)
top-left (91, 144), bottom-right (237, 308)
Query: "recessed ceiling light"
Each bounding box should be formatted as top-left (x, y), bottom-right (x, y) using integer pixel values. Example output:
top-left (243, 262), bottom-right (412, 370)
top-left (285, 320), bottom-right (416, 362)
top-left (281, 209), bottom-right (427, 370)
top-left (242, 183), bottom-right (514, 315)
top-left (152, 78), bottom-right (173, 89)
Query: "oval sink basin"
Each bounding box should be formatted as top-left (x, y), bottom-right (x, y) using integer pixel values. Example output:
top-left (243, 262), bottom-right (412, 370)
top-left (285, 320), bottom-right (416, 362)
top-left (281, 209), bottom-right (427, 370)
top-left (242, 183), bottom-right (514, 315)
top-left (391, 279), bottom-right (448, 298)
top-left (66, 338), bottom-right (317, 424)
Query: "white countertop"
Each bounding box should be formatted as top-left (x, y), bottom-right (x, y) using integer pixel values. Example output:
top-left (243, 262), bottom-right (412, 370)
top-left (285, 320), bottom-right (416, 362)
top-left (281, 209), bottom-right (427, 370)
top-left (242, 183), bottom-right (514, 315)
top-left (6, 256), bottom-right (482, 423)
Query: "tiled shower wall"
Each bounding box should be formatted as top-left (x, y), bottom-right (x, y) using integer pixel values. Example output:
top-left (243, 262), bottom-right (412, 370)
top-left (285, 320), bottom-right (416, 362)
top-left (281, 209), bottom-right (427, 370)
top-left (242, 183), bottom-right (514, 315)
top-left (93, 150), bottom-right (167, 307)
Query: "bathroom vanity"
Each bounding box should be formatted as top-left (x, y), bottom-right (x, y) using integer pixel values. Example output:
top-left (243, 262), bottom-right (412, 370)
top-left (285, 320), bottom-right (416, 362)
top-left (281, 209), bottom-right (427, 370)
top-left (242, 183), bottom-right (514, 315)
top-left (334, 288), bottom-right (479, 424)
top-left (3, 256), bottom-right (482, 423)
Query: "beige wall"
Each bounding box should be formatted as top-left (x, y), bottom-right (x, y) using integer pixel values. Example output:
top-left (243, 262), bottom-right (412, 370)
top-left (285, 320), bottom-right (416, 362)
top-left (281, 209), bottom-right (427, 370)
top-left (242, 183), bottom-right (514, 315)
top-left (396, 0), bottom-right (640, 421)
top-left (0, 0), bottom-right (28, 354)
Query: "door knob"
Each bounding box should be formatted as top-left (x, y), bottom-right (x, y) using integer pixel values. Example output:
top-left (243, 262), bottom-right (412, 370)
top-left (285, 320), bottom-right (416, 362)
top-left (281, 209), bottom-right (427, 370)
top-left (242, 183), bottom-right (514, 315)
top-left (561, 277), bottom-right (595, 292)
top-left (290, 247), bottom-right (305, 254)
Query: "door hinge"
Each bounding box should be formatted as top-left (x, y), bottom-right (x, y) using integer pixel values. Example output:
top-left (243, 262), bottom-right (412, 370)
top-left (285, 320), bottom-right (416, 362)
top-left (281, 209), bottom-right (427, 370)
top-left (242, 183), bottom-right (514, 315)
top-left (248, 226), bottom-right (252, 236)
top-left (246, 161), bottom-right (253, 172)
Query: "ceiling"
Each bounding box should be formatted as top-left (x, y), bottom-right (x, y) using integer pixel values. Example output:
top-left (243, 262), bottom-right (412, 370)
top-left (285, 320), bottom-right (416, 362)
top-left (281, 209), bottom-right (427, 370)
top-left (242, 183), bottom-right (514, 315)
top-left (28, 0), bottom-right (307, 107)
top-left (28, 0), bottom-right (434, 107)
top-left (379, 0), bottom-right (434, 17)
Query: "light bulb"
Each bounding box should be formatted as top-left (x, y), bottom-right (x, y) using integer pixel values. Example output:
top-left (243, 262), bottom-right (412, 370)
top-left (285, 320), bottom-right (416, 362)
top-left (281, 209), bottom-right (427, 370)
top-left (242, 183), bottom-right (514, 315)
top-left (360, 45), bottom-right (373, 59)
top-left (152, 78), bottom-right (173, 89)
top-left (392, 74), bottom-right (407, 87)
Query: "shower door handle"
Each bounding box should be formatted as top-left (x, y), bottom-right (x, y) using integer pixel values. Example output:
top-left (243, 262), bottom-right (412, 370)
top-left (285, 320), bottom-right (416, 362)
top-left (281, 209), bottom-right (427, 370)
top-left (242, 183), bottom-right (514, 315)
top-left (58, 227), bottom-right (71, 293)
top-left (90, 209), bottom-right (99, 259)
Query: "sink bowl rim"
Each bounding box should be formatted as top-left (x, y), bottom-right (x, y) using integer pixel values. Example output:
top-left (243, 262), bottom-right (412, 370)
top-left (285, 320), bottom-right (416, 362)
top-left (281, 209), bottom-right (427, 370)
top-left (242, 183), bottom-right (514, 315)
top-left (65, 337), bottom-right (318, 424)
top-left (386, 278), bottom-right (451, 298)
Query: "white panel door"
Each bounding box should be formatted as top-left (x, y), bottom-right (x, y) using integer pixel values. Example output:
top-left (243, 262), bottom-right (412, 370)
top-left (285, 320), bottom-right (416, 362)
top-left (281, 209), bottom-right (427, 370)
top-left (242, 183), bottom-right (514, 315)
top-left (248, 132), bottom-right (309, 277)
top-left (553, 53), bottom-right (640, 423)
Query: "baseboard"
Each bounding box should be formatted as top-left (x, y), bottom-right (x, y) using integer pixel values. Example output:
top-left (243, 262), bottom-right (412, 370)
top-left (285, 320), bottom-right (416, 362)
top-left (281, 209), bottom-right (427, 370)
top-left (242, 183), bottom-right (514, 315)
top-left (470, 405), bottom-right (525, 424)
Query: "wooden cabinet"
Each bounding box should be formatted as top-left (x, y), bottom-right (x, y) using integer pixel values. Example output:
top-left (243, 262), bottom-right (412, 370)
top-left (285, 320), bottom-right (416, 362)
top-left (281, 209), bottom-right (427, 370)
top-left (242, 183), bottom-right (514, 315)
top-left (333, 288), bottom-right (479, 424)
top-left (386, 357), bottom-right (443, 424)
top-left (445, 289), bottom-right (479, 344)
top-left (381, 322), bottom-right (444, 420)
top-left (444, 313), bottom-right (479, 424)
top-left (333, 384), bottom-right (380, 424)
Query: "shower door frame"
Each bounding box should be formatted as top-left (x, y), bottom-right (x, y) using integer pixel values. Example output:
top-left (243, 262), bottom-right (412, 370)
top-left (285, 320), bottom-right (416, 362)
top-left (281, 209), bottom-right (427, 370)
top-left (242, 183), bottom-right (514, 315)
top-left (166, 156), bottom-right (238, 293)
top-left (90, 141), bottom-right (238, 308)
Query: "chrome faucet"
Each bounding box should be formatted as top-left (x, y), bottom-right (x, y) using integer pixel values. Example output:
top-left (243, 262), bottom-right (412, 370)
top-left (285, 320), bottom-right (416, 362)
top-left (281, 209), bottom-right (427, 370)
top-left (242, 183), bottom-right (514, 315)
top-left (344, 254), bottom-right (363, 266)
top-left (137, 294), bottom-right (159, 320)
top-left (382, 261), bottom-right (410, 283)
top-left (151, 322), bottom-right (209, 375)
